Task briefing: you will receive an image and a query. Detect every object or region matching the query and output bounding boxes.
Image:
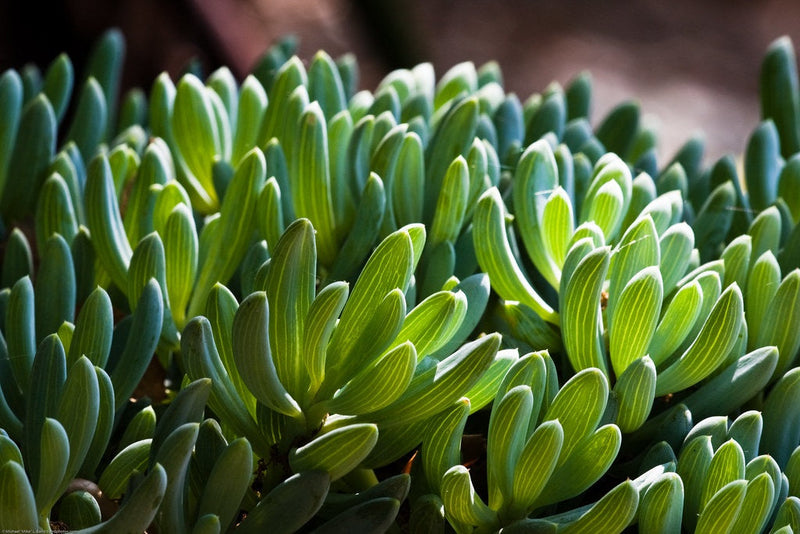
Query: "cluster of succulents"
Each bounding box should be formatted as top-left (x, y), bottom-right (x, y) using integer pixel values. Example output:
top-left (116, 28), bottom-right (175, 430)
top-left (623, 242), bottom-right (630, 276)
top-left (1, 27), bottom-right (799, 533)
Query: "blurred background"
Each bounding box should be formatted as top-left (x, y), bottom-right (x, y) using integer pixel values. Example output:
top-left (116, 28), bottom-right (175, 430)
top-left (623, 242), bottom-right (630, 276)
top-left (1, 0), bottom-right (799, 163)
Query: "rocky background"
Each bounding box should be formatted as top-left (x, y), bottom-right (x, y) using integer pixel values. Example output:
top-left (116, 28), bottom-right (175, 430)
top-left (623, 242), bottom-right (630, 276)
top-left (2, 0), bottom-right (799, 162)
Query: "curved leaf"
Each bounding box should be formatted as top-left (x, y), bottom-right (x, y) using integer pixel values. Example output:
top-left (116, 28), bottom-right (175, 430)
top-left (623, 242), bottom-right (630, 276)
top-left (289, 423), bottom-right (378, 481)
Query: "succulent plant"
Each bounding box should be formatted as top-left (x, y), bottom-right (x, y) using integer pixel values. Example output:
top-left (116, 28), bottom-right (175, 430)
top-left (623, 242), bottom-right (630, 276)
top-left (1, 21), bottom-right (800, 534)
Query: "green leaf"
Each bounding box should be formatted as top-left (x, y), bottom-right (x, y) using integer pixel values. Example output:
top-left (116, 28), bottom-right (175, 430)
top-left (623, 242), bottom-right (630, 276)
top-left (649, 280), bottom-right (703, 367)
top-left (289, 423), bottom-right (378, 481)
top-left (292, 102), bottom-right (338, 266)
top-left (771, 496), bottom-right (800, 534)
top-left (123, 140), bottom-right (169, 241)
top-left (256, 177), bottom-right (285, 253)
top-left (232, 292), bottom-right (301, 417)
top-left (303, 281), bottom-right (349, 397)
top-left (613, 356), bottom-right (657, 433)
top-left (118, 87), bottom-right (146, 131)
top-left (259, 55), bottom-right (307, 143)
top-left (541, 187), bottom-right (575, 271)
top-left (435, 62), bottom-right (477, 110)
top-left (204, 284), bottom-right (256, 415)
top-left (24, 333), bottom-right (66, 486)
top-left (537, 424), bottom-right (621, 506)
top-left (68, 286), bottom-right (113, 367)
top-left (441, 465), bottom-right (497, 528)
top-left (721, 234), bottom-right (752, 291)
top-left (512, 139), bottom-right (560, 288)
top-left (638, 472), bottom-right (684, 534)
top-left (149, 72), bottom-right (176, 142)
top-left (487, 385), bottom-right (534, 509)
top-left (75, 463), bottom-right (167, 534)
top-left (473, 187), bottom-right (557, 323)
top-left (127, 232), bottom-right (178, 346)
top-left (80, 366), bottom-right (114, 477)
top-left (188, 148), bottom-right (266, 318)
top-left (234, 471), bottom-right (330, 534)
top-left (543, 368), bottom-right (609, 465)
top-left (655, 284), bottom-right (745, 395)
top-left (208, 66), bottom-right (238, 128)
top-left (55, 356), bottom-right (100, 499)
top-left (695, 479), bottom-right (747, 534)
top-left (392, 132), bottom-right (425, 227)
top-left (263, 218), bottom-right (316, 401)
top-left (693, 181), bottom-right (736, 262)
top-left (149, 378), bottom-right (209, 467)
top-left (313, 497), bottom-right (401, 534)
top-left (595, 101), bottom-right (639, 159)
top-left (153, 422), bottom-right (199, 534)
top-left (35, 173), bottom-right (79, 252)
top-left (525, 86), bottom-right (566, 143)
top-left (558, 479), bottom-right (638, 534)
top-left (430, 155), bottom-right (469, 246)
top-left (756, 270), bottom-right (800, 377)
top-left (0, 69), bottom-right (22, 199)
top-left (65, 78), bottom-right (107, 162)
top-left (430, 273), bottom-right (494, 360)
top-left (749, 206), bottom-right (782, 263)
top-left (609, 267), bottom-right (662, 376)
top-left (6, 275), bottom-right (36, 392)
top-left (761, 36), bottom-right (800, 158)
top-left (59, 490), bottom-right (101, 530)
top-left (85, 154), bottom-right (132, 291)
top-left (677, 436), bottom-right (714, 531)
top-left (110, 280), bottom-right (163, 410)
top-left (565, 71), bottom-right (591, 120)
top-left (461, 348), bottom-right (519, 413)
top-left (702, 439), bottom-right (746, 508)
top-left (84, 28), bottom-right (124, 133)
top-left (308, 50), bottom-right (347, 121)
top-left (560, 245), bottom-right (610, 374)
top-left (152, 180), bottom-right (191, 237)
top-left (387, 289), bottom-right (467, 361)
top-left (232, 75), bottom-right (266, 164)
top-left (367, 333), bottom-right (500, 427)
top-left (746, 120), bottom-right (782, 212)
top-left (779, 154), bottom-right (800, 223)
top-left (2, 228), bottom-right (33, 288)
top-left (327, 111), bottom-right (354, 233)
top-left (425, 97), bottom-right (479, 223)
top-left (0, 461), bottom-right (38, 532)
top-left (680, 346), bottom-right (777, 422)
top-left (162, 204), bottom-right (198, 328)
top-left (196, 438), bottom-right (253, 531)
top-left (171, 74), bottom-right (221, 211)
top-left (34, 417), bottom-right (70, 519)
top-left (762, 367), bottom-right (800, 468)
top-left (509, 419), bottom-right (563, 517)
top-left (747, 251), bottom-right (781, 347)
top-left (607, 215), bottom-right (660, 326)
top-left (1, 94), bottom-right (56, 220)
top-left (727, 412), bottom-right (763, 464)
top-left (98, 439), bottom-right (151, 499)
top-left (325, 225), bottom-right (421, 385)
top-left (330, 172), bottom-right (386, 281)
top-left (731, 472), bottom-right (775, 534)
top-left (421, 398), bottom-right (470, 494)
top-left (786, 446), bottom-right (800, 497)
top-left (409, 494), bottom-right (446, 534)
top-left (328, 341), bottom-right (416, 415)
top-left (580, 155), bottom-right (632, 240)
top-left (32, 235), bottom-right (74, 345)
